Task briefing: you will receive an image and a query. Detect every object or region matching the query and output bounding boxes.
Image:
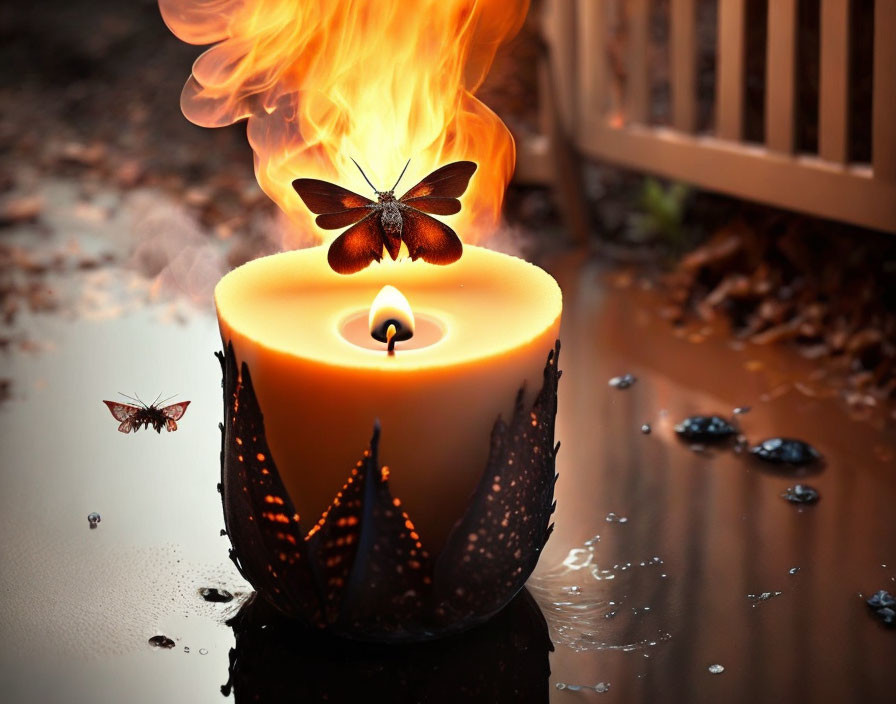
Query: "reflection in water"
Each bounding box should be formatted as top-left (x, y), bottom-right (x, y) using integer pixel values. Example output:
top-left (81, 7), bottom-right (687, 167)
top-left (222, 589), bottom-right (553, 703)
top-left (529, 540), bottom-right (672, 654)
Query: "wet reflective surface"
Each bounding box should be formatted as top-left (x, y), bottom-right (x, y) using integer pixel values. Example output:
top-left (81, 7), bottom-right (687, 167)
top-left (1, 253), bottom-right (895, 702)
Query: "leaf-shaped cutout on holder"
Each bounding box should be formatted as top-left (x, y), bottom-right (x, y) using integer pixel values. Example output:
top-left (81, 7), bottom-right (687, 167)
top-left (432, 341), bottom-right (561, 627)
top-left (217, 344), bottom-right (322, 622)
top-left (304, 452), bottom-right (368, 624)
top-left (336, 423), bottom-right (433, 638)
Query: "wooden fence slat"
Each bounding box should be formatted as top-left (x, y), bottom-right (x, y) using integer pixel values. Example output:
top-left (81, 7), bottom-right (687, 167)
top-left (766, 0), bottom-right (797, 153)
top-left (819, 0), bottom-right (851, 164)
top-left (626, 0), bottom-right (650, 124)
top-left (716, 0), bottom-right (746, 140)
top-left (541, 0), bottom-right (579, 138)
top-left (873, 0), bottom-right (896, 180)
top-left (575, 0), bottom-right (607, 140)
top-left (671, 0), bottom-right (697, 132)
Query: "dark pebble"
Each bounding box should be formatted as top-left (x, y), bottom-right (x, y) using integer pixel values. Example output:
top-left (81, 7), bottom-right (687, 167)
top-left (674, 415), bottom-right (737, 441)
top-left (781, 484), bottom-right (820, 504)
top-left (874, 607), bottom-right (896, 626)
top-left (609, 374), bottom-right (637, 389)
top-left (866, 591), bottom-right (896, 627)
top-left (148, 635), bottom-right (176, 649)
top-left (751, 438), bottom-right (821, 465)
top-left (199, 587), bottom-right (234, 603)
top-left (867, 590), bottom-right (896, 610)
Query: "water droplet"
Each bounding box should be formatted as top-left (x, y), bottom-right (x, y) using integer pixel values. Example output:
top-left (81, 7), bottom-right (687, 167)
top-left (782, 484), bottom-right (820, 504)
top-left (562, 548), bottom-right (593, 570)
top-left (640, 423), bottom-right (651, 434)
top-left (199, 648), bottom-right (208, 655)
top-left (606, 512), bottom-right (629, 523)
top-left (594, 682), bottom-right (610, 693)
top-left (708, 664), bottom-right (725, 674)
top-left (184, 646), bottom-right (190, 653)
top-left (87, 512), bottom-right (101, 529)
top-left (789, 567), bottom-right (800, 575)
top-left (609, 374), bottom-right (637, 389)
top-left (748, 591), bottom-right (783, 606)
top-left (148, 635), bottom-right (175, 649)
top-left (584, 534), bottom-right (601, 546)
top-left (199, 587), bottom-right (234, 603)
top-left (733, 406), bottom-right (751, 415)
top-left (555, 682), bottom-right (567, 691)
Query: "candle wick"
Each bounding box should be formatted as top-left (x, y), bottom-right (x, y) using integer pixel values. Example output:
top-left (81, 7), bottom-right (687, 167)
top-left (386, 323), bottom-right (397, 355)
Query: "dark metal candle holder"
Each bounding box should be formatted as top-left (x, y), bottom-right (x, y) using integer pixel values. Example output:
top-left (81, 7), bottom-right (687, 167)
top-left (216, 340), bottom-right (560, 642)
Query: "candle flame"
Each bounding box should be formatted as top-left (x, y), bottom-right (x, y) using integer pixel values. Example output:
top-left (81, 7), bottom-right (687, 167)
top-left (159, 0), bottom-right (529, 248)
top-left (369, 285), bottom-right (414, 349)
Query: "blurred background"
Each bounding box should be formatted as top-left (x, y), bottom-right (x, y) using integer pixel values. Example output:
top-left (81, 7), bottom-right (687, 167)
top-left (2, 0), bottom-right (894, 419)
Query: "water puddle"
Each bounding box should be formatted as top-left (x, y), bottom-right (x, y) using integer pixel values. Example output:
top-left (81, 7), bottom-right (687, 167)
top-left (529, 538), bottom-right (671, 654)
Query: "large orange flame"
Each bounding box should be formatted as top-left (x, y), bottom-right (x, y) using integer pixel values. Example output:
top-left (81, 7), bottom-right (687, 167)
top-left (159, 0), bottom-right (529, 247)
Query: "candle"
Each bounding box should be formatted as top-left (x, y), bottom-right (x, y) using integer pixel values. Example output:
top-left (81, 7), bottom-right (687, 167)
top-left (215, 245), bottom-right (561, 553)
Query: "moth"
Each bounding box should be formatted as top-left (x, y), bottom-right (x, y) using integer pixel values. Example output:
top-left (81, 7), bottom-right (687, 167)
top-left (293, 159), bottom-right (477, 274)
top-left (102, 394), bottom-right (191, 434)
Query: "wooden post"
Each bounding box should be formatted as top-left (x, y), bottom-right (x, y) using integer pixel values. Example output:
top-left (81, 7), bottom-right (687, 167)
top-left (575, 0), bottom-right (608, 141)
top-left (671, 0), bottom-right (697, 133)
top-left (716, 0), bottom-right (746, 140)
top-left (626, 0), bottom-right (650, 124)
top-left (766, 0), bottom-right (797, 153)
top-left (873, 0), bottom-right (896, 180)
top-left (819, 0), bottom-right (851, 164)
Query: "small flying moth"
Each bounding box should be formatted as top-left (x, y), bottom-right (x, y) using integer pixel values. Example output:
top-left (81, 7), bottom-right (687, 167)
top-left (102, 394), bottom-right (191, 434)
top-left (292, 159), bottom-right (477, 274)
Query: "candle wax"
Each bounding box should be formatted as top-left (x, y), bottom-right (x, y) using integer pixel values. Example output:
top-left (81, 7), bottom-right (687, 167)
top-left (215, 245), bottom-right (561, 553)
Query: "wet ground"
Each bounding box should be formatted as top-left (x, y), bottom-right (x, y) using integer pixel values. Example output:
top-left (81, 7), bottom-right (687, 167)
top-left (1, 241), bottom-right (895, 703)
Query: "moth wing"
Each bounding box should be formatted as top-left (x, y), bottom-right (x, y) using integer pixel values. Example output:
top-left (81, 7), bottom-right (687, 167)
top-left (327, 214), bottom-right (386, 274)
top-left (399, 161), bottom-right (477, 200)
top-left (166, 419), bottom-right (178, 432)
top-left (401, 208), bottom-right (463, 265)
top-left (292, 178), bottom-right (373, 214)
top-left (315, 207), bottom-right (372, 230)
top-left (400, 196), bottom-right (461, 215)
top-left (161, 401), bottom-right (191, 421)
top-left (104, 400), bottom-right (139, 423)
top-left (118, 419), bottom-right (134, 434)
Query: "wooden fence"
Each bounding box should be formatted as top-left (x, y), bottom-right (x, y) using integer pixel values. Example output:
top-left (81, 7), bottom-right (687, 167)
top-left (517, 0), bottom-right (896, 234)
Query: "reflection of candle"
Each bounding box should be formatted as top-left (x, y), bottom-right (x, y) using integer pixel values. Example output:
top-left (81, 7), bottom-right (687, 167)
top-left (215, 245), bottom-right (561, 552)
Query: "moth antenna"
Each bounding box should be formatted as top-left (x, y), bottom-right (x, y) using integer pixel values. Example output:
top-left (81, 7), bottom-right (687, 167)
top-left (390, 159), bottom-right (410, 192)
top-left (350, 158), bottom-right (378, 193)
top-left (152, 391), bottom-right (162, 407)
top-left (119, 392), bottom-right (141, 404)
top-left (158, 394), bottom-right (176, 407)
